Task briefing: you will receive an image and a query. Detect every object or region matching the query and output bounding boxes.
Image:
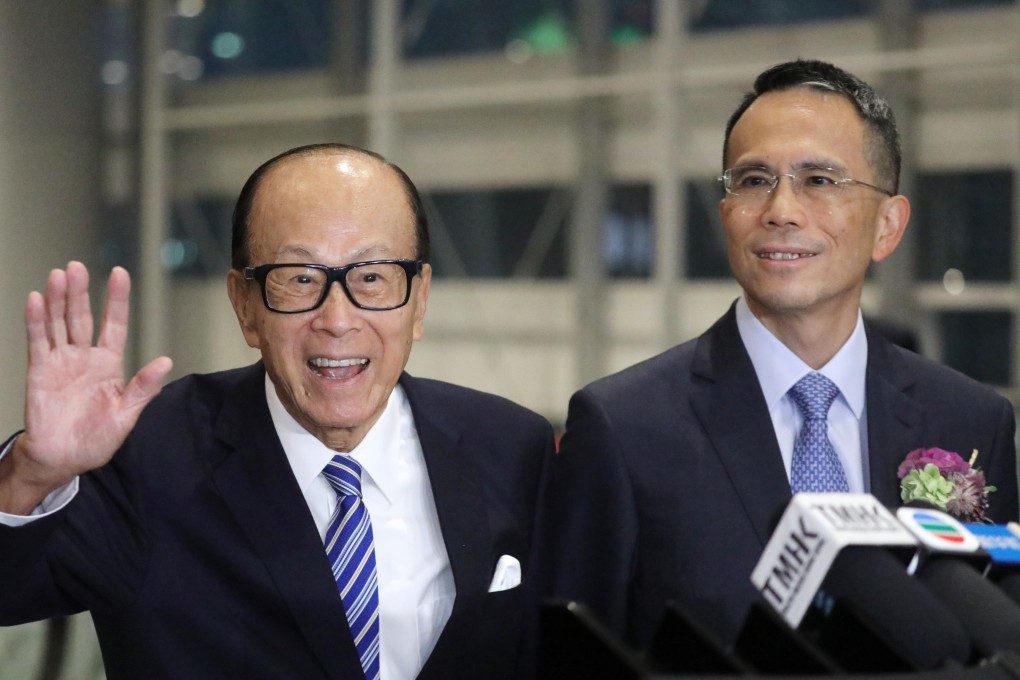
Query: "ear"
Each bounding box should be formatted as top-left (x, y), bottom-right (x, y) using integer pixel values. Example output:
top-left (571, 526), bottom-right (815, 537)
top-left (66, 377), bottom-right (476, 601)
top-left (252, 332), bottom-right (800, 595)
top-left (411, 263), bottom-right (432, 342)
top-left (226, 269), bottom-right (262, 349)
top-left (871, 194), bottom-right (910, 263)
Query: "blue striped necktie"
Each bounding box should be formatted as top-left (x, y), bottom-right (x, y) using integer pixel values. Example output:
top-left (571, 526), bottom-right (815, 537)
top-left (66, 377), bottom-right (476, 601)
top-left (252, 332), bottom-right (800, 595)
top-left (323, 455), bottom-right (381, 680)
top-left (789, 372), bottom-right (850, 493)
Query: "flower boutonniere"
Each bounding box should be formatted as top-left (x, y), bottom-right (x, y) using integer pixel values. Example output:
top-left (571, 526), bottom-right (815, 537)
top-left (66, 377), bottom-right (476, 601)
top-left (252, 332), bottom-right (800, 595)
top-left (897, 447), bottom-right (996, 523)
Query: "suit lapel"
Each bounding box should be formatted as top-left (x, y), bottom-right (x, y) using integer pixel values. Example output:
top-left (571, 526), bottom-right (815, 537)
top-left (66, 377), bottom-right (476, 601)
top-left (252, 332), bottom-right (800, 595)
top-left (209, 364), bottom-right (362, 679)
top-left (689, 305), bottom-right (793, 545)
top-left (864, 327), bottom-right (922, 507)
top-left (400, 374), bottom-right (493, 676)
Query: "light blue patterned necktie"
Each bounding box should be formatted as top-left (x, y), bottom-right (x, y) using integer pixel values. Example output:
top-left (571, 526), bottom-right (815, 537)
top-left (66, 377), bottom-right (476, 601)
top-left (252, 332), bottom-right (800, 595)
top-left (323, 455), bottom-right (381, 680)
top-left (789, 372), bottom-right (850, 493)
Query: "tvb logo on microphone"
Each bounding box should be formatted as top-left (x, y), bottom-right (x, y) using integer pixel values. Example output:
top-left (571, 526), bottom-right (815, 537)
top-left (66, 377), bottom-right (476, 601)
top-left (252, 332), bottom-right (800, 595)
top-left (896, 507), bottom-right (981, 553)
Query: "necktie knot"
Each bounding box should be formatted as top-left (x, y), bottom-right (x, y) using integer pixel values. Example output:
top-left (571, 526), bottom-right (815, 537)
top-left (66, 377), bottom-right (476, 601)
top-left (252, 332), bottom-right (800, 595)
top-left (789, 372), bottom-right (849, 494)
top-left (323, 455), bottom-right (364, 499)
top-left (789, 372), bottom-right (839, 421)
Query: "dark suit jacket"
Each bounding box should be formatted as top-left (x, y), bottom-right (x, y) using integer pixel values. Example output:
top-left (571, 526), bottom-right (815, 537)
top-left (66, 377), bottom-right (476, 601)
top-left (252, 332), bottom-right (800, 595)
top-left (0, 363), bottom-right (554, 679)
top-left (538, 303), bottom-right (1018, 649)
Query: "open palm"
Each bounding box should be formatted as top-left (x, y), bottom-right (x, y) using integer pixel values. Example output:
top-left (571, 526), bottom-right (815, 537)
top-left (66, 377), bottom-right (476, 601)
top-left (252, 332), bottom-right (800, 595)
top-left (14, 262), bottom-right (172, 497)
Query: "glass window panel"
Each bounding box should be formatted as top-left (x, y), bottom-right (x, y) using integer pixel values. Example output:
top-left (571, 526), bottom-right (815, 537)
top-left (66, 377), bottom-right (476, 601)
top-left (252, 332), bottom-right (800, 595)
top-left (938, 311), bottom-right (1012, 386)
top-left (913, 171), bottom-right (1012, 283)
top-left (403, 0), bottom-right (652, 59)
top-left (917, 0), bottom-right (1015, 9)
top-left (424, 188), bottom-right (567, 278)
top-left (689, 0), bottom-right (1014, 32)
top-left (166, 197), bottom-right (233, 276)
top-left (102, 5), bottom-right (136, 89)
top-left (686, 178), bottom-right (730, 279)
top-left (689, 0), bottom-right (871, 31)
top-left (164, 0), bottom-right (334, 84)
top-left (103, 202), bottom-right (140, 273)
top-left (605, 184), bottom-right (652, 279)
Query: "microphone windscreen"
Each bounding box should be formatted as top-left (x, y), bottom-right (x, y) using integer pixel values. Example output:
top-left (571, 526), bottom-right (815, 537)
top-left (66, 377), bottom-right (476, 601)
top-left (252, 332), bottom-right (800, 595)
top-left (733, 600), bottom-right (841, 675)
top-left (993, 572), bottom-right (1020, 607)
top-left (915, 555), bottom-right (1020, 658)
top-left (817, 547), bottom-right (971, 669)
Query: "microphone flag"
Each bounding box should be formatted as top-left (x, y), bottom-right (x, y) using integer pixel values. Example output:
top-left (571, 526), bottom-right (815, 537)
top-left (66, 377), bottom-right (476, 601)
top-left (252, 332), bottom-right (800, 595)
top-left (750, 492), bottom-right (917, 626)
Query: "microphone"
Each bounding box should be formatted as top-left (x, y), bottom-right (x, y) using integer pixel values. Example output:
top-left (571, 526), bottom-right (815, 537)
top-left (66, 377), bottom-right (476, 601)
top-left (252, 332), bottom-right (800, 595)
top-left (750, 492), bottom-right (972, 670)
top-left (731, 597), bottom-right (842, 674)
top-left (897, 506), bottom-right (1020, 658)
top-left (961, 521), bottom-right (1020, 605)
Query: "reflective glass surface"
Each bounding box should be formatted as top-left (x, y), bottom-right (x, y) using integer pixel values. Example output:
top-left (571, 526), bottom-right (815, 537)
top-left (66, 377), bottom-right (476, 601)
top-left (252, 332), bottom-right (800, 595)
top-left (687, 178), bottom-right (730, 280)
top-left (940, 311), bottom-right (1012, 386)
top-left (914, 171), bottom-right (1012, 283)
top-left (102, 0), bottom-right (1017, 86)
top-left (424, 188), bottom-right (568, 278)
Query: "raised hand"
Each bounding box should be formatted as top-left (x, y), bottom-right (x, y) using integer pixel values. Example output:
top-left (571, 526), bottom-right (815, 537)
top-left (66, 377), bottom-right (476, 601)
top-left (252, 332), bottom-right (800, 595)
top-left (0, 262), bottom-right (173, 514)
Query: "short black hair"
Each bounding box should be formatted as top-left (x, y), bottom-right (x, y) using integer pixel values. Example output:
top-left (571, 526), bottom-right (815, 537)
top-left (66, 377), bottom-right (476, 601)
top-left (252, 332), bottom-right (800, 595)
top-left (230, 142), bottom-right (430, 269)
top-left (722, 59), bottom-right (901, 195)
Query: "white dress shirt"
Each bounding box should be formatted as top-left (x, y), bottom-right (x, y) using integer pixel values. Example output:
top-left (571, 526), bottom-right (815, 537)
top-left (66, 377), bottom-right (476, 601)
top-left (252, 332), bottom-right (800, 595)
top-left (267, 376), bottom-right (454, 680)
top-left (734, 297), bottom-right (871, 493)
top-left (0, 377), bottom-right (455, 680)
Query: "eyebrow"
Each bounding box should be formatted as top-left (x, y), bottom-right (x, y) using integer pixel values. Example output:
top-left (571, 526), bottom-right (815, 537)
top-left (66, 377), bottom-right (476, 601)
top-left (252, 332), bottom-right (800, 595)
top-left (735, 158), bottom-right (848, 174)
top-left (793, 158), bottom-right (847, 173)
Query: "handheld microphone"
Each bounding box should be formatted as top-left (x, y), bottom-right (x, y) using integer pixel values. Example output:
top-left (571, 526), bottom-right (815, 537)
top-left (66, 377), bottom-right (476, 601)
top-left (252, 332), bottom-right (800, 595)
top-left (751, 493), bottom-right (972, 670)
top-left (898, 506), bottom-right (1020, 658)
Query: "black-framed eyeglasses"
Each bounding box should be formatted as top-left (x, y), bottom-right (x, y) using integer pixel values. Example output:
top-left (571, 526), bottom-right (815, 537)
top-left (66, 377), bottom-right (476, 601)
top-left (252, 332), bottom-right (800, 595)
top-left (719, 166), bottom-right (893, 201)
top-left (243, 259), bottom-right (424, 313)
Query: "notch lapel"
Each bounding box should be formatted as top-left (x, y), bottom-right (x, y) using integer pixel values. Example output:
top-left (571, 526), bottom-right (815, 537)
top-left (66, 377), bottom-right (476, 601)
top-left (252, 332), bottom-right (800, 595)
top-left (864, 329), bottom-right (922, 507)
top-left (400, 375), bottom-right (493, 675)
top-left (688, 307), bottom-right (794, 545)
top-left (209, 365), bottom-right (362, 679)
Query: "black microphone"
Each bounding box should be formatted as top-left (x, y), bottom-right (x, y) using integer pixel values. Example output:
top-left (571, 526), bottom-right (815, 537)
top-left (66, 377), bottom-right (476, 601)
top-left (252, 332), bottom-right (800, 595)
top-left (751, 492), bottom-right (972, 671)
top-left (897, 506), bottom-right (1020, 659)
top-left (731, 597), bottom-right (842, 675)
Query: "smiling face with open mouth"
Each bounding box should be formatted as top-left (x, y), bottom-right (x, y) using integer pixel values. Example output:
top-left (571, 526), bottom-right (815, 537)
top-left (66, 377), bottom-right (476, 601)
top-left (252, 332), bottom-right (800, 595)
top-left (228, 149), bottom-right (430, 452)
top-left (719, 87), bottom-right (907, 342)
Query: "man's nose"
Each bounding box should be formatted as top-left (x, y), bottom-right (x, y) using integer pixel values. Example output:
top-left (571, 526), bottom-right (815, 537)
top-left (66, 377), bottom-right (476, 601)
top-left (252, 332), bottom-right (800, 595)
top-left (312, 281), bottom-right (361, 331)
top-left (761, 174), bottom-right (806, 228)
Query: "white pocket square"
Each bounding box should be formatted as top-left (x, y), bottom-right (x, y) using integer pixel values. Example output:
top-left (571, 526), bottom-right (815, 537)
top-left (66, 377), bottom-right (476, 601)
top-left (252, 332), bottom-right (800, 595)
top-left (488, 554), bottom-right (521, 592)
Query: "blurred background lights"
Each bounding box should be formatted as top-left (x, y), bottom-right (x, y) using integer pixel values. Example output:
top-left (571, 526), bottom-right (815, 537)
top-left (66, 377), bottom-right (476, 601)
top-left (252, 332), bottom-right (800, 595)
top-left (175, 0), bottom-right (205, 18)
top-left (943, 268), bottom-right (966, 295)
top-left (159, 49), bottom-right (184, 75)
top-left (211, 32), bottom-right (245, 60)
top-left (161, 239), bottom-right (198, 271)
top-left (177, 55), bottom-right (204, 81)
top-left (504, 39), bottom-right (533, 64)
top-left (100, 60), bottom-right (128, 86)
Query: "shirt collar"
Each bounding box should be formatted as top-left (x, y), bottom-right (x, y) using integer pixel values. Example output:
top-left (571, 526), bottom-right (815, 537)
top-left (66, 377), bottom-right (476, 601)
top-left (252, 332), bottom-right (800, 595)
top-left (735, 296), bottom-right (867, 417)
top-left (265, 374), bottom-right (410, 504)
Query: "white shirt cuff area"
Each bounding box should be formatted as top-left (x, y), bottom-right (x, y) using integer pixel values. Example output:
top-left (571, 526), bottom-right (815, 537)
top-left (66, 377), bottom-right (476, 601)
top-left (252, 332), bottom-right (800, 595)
top-left (0, 435), bottom-right (79, 527)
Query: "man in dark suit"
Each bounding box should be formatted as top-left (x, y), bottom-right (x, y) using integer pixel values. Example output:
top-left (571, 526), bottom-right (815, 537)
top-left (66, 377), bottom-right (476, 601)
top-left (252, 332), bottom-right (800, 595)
top-left (538, 60), bottom-right (1019, 650)
top-left (0, 143), bottom-right (554, 679)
